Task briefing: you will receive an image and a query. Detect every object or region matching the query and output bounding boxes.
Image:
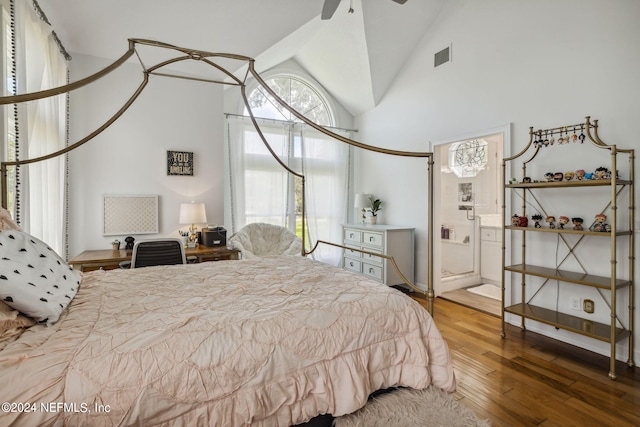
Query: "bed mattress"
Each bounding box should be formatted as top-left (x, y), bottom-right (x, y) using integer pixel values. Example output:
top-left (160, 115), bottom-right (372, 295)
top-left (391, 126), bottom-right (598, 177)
top-left (0, 255), bottom-right (455, 426)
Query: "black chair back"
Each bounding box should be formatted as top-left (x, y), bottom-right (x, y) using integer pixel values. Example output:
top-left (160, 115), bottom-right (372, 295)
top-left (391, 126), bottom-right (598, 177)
top-left (131, 239), bottom-right (186, 268)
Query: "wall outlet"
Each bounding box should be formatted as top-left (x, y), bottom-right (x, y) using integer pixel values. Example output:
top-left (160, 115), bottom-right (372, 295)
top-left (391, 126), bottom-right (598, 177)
top-left (570, 297), bottom-right (581, 311)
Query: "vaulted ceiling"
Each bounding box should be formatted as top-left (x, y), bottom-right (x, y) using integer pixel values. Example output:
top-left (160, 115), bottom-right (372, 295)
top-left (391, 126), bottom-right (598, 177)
top-left (42, 0), bottom-right (445, 116)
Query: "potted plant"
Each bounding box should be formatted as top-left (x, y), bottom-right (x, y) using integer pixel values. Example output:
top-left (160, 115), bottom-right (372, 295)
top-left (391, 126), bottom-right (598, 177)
top-left (111, 239), bottom-right (121, 250)
top-left (368, 196), bottom-right (382, 224)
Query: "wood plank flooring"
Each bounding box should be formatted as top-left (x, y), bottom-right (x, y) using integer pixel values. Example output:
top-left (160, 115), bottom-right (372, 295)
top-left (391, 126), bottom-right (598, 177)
top-left (439, 287), bottom-right (501, 317)
top-left (410, 296), bottom-right (639, 427)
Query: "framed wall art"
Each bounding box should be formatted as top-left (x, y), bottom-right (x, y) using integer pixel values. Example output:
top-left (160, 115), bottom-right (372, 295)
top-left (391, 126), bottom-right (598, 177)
top-left (167, 150), bottom-right (194, 176)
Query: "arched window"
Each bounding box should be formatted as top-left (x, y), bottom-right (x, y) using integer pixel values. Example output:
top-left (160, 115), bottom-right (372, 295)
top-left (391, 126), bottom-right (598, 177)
top-left (229, 74), bottom-right (349, 266)
top-left (244, 75), bottom-right (333, 126)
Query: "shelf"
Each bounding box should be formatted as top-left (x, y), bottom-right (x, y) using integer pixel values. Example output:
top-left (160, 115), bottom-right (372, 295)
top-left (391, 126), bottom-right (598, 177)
top-left (502, 118), bottom-right (634, 378)
top-left (504, 263), bottom-right (631, 289)
top-left (504, 303), bottom-right (630, 343)
top-left (506, 179), bottom-right (631, 189)
top-left (505, 225), bottom-right (632, 236)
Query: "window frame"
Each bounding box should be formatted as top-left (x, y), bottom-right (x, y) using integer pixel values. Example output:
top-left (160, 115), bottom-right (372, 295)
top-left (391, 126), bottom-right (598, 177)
top-left (243, 71), bottom-right (336, 127)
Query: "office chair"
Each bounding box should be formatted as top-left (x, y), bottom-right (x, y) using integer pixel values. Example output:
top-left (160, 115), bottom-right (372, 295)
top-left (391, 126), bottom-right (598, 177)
top-left (128, 238), bottom-right (187, 268)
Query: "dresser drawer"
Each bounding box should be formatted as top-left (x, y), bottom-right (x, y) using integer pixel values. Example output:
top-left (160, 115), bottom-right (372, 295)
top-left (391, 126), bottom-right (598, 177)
top-left (362, 232), bottom-right (383, 247)
top-left (344, 229), bottom-right (362, 243)
top-left (344, 244), bottom-right (361, 258)
top-left (343, 257), bottom-right (361, 273)
top-left (362, 263), bottom-right (383, 281)
top-left (362, 248), bottom-right (382, 264)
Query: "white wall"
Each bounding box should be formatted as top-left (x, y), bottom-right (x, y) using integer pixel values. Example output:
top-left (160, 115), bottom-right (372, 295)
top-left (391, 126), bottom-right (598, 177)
top-left (67, 54), bottom-right (225, 258)
top-left (354, 0), bottom-right (640, 361)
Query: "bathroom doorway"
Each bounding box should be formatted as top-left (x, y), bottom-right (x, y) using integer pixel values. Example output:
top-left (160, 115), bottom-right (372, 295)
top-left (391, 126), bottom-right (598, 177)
top-left (431, 127), bottom-right (506, 315)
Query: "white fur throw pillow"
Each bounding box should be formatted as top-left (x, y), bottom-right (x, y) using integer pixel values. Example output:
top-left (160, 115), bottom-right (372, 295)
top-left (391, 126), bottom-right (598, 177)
top-left (0, 207), bottom-right (21, 231)
top-left (0, 230), bottom-right (81, 325)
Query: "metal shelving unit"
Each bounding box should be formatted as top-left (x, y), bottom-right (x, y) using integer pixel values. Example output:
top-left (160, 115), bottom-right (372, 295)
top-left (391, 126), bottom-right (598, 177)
top-left (501, 116), bottom-right (635, 379)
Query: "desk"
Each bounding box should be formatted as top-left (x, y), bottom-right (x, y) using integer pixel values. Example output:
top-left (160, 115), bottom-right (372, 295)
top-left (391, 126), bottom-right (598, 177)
top-left (68, 246), bottom-right (240, 272)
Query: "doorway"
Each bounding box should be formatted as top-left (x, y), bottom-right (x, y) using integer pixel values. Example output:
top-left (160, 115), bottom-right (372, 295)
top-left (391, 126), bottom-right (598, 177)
top-left (431, 128), bottom-right (505, 315)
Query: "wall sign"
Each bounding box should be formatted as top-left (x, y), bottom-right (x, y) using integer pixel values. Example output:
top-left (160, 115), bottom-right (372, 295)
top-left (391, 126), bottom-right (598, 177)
top-left (167, 150), bottom-right (194, 176)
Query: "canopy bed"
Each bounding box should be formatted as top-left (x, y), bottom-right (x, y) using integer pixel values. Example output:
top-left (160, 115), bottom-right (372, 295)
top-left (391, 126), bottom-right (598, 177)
top-left (0, 39), bottom-right (449, 426)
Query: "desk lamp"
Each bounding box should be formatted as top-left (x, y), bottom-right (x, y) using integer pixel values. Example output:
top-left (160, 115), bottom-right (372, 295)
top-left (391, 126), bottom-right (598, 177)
top-left (354, 193), bottom-right (372, 223)
top-left (179, 202), bottom-right (207, 247)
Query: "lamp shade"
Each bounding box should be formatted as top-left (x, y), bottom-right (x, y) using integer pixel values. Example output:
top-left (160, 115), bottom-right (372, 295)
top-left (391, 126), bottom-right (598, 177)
top-left (354, 193), bottom-right (372, 209)
top-left (179, 202), bottom-right (207, 225)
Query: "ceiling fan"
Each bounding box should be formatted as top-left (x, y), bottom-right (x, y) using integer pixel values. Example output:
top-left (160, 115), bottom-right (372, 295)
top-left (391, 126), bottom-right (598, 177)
top-left (321, 0), bottom-right (408, 20)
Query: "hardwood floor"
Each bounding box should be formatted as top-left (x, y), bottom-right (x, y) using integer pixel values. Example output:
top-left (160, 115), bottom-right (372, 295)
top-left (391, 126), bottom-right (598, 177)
top-left (439, 287), bottom-right (501, 317)
top-left (411, 296), bottom-right (639, 427)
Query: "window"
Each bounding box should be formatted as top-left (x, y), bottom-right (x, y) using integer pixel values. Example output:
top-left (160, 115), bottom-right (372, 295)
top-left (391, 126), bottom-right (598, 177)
top-left (228, 74), bottom-right (350, 265)
top-left (2, 0), bottom-right (69, 255)
top-left (245, 75), bottom-right (333, 126)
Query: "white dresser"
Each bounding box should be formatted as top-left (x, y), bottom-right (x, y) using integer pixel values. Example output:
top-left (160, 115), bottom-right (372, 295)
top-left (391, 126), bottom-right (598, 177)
top-left (342, 224), bottom-right (414, 286)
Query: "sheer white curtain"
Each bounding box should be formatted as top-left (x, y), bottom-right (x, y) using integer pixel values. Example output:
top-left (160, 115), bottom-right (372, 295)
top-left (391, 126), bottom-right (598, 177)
top-left (226, 115), bottom-right (351, 265)
top-left (299, 125), bottom-right (351, 266)
top-left (227, 116), bottom-right (292, 229)
top-left (14, 0), bottom-right (68, 254)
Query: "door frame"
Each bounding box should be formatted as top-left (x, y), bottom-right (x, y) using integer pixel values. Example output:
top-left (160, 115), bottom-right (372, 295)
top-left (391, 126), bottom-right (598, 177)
top-left (429, 124), bottom-right (511, 297)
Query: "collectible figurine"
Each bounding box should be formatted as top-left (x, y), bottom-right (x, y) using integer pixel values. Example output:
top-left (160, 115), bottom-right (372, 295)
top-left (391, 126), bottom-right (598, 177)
top-left (532, 214), bottom-right (543, 228)
top-left (575, 169), bottom-right (586, 180)
top-left (594, 167), bottom-right (610, 180)
top-left (512, 214), bottom-right (521, 226)
top-left (584, 172), bottom-right (593, 180)
top-left (572, 217), bottom-right (584, 231)
top-left (564, 171), bottom-right (574, 181)
top-left (553, 172), bottom-right (564, 181)
top-left (125, 236), bottom-right (135, 250)
top-left (512, 214), bottom-right (528, 227)
top-left (522, 176), bottom-right (532, 183)
top-left (590, 213), bottom-right (611, 232)
top-left (546, 215), bottom-right (556, 229)
top-left (558, 216), bottom-right (569, 229)
top-left (544, 172), bottom-right (554, 182)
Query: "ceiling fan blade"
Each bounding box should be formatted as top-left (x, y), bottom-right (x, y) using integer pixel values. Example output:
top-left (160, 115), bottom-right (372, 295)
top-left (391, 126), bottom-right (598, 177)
top-left (392, 0), bottom-right (408, 4)
top-left (321, 0), bottom-right (342, 20)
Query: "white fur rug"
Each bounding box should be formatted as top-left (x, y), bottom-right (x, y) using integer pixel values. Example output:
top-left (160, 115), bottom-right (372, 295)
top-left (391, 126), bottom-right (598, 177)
top-left (333, 387), bottom-right (490, 427)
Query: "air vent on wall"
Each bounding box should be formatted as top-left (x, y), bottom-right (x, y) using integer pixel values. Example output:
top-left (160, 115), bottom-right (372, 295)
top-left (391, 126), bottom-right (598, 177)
top-left (434, 45), bottom-right (451, 68)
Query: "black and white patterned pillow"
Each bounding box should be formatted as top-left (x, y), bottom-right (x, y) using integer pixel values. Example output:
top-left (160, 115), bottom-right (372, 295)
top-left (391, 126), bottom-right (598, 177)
top-left (0, 230), bottom-right (81, 325)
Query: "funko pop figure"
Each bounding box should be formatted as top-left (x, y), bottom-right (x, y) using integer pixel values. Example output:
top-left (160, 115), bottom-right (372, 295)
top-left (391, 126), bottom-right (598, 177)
top-left (590, 213), bottom-right (611, 232)
top-left (546, 215), bottom-right (556, 229)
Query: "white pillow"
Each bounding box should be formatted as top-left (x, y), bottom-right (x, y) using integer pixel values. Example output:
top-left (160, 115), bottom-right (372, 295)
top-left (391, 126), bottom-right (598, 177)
top-left (0, 230), bottom-right (81, 325)
top-left (0, 207), bottom-right (21, 231)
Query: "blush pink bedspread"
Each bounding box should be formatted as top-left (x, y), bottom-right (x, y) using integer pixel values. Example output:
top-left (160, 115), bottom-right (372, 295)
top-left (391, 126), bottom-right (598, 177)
top-left (0, 256), bottom-right (455, 426)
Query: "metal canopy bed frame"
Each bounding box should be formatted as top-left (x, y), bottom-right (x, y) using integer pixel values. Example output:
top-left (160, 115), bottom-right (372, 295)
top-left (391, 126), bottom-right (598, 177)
top-left (0, 38), bottom-right (436, 312)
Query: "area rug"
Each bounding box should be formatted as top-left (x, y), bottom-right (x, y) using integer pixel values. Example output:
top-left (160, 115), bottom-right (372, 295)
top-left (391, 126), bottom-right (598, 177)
top-left (333, 387), bottom-right (490, 427)
top-left (466, 284), bottom-right (501, 301)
